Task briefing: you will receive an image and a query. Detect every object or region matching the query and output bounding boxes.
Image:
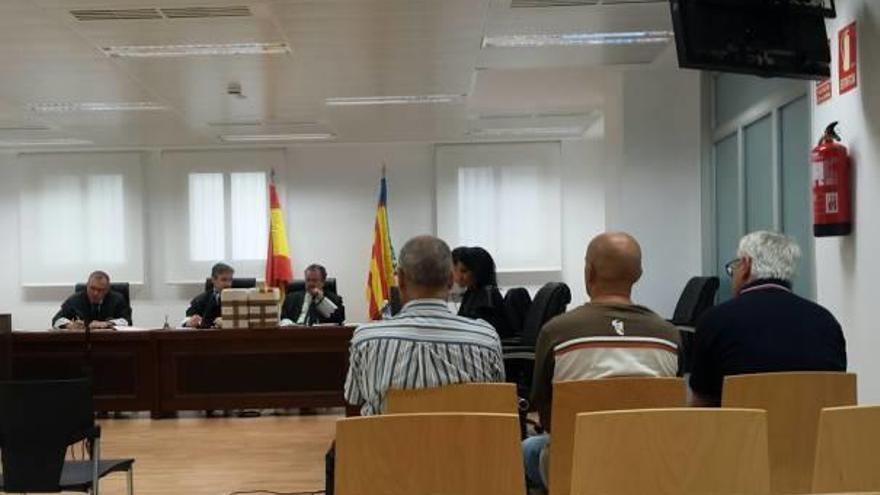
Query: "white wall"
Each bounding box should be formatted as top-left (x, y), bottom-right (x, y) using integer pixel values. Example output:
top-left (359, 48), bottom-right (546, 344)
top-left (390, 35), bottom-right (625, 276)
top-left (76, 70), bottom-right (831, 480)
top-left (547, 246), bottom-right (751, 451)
top-left (812, 1), bottom-right (880, 402)
top-left (0, 64), bottom-right (706, 328)
top-left (604, 61), bottom-right (705, 316)
top-left (0, 144), bottom-right (436, 329)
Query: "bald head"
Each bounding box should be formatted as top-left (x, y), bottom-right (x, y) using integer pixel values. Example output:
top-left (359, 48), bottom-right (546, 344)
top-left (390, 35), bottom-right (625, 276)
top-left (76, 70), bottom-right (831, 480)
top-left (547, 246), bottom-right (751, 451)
top-left (585, 232), bottom-right (643, 300)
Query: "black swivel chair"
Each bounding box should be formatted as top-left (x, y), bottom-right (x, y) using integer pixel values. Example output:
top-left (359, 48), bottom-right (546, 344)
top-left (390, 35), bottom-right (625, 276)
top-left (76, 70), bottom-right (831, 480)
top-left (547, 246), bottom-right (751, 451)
top-left (0, 378), bottom-right (134, 495)
top-left (503, 282), bottom-right (571, 405)
top-left (286, 278), bottom-right (338, 295)
top-left (203, 277), bottom-right (257, 293)
top-left (669, 276), bottom-right (720, 374)
top-left (388, 286), bottom-right (403, 317)
top-left (502, 287), bottom-right (532, 344)
top-left (74, 283), bottom-right (131, 306)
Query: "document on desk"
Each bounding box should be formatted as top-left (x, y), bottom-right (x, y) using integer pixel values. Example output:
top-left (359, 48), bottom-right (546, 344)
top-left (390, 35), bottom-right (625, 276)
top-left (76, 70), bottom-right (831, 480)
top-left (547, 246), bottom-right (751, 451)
top-left (114, 326), bottom-right (152, 332)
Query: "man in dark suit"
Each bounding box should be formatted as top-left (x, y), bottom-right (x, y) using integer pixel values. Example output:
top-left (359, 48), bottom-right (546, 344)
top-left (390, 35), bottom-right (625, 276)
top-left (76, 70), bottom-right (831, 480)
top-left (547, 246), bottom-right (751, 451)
top-left (52, 271), bottom-right (132, 329)
top-left (184, 262), bottom-right (234, 329)
top-left (281, 264), bottom-right (345, 326)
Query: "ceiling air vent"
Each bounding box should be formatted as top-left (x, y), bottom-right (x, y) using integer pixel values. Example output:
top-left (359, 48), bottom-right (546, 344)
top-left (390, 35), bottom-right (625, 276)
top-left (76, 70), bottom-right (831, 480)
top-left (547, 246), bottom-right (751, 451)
top-left (70, 9), bottom-right (163, 21)
top-left (160, 6), bottom-right (252, 19)
top-left (511, 0), bottom-right (664, 6)
top-left (70, 6), bottom-right (251, 21)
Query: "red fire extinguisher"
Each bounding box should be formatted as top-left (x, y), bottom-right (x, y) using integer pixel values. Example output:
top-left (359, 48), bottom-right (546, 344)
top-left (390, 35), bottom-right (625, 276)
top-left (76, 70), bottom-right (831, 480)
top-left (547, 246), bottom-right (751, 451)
top-left (811, 121), bottom-right (852, 237)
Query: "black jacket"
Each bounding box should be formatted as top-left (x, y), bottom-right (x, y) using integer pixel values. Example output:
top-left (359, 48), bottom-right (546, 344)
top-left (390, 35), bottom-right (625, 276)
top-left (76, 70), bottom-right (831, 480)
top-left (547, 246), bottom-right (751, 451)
top-left (458, 286), bottom-right (513, 339)
top-left (185, 290), bottom-right (222, 328)
top-left (689, 278), bottom-right (847, 402)
top-left (52, 290), bottom-right (132, 327)
top-left (281, 291), bottom-right (345, 325)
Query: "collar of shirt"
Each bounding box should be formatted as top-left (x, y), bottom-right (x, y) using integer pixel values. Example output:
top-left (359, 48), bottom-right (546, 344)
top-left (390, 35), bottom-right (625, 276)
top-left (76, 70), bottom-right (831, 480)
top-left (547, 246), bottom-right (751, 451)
top-left (399, 298), bottom-right (452, 315)
top-left (740, 278), bottom-right (793, 295)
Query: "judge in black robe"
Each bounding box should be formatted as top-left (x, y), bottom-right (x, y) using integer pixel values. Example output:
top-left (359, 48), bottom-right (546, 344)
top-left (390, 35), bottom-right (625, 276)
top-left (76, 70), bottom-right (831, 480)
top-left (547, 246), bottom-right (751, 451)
top-left (52, 272), bottom-right (132, 329)
top-left (280, 264), bottom-right (345, 326)
top-left (183, 262), bottom-right (235, 329)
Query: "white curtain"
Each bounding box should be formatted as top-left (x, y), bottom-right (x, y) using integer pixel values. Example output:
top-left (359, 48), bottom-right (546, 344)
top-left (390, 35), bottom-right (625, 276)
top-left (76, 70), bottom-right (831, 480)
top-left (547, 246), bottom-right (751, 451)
top-left (230, 172), bottom-right (268, 260)
top-left (19, 152), bottom-right (145, 286)
top-left (436, 142), bottom-right (562, 272)
top-left (161, 149), bottom-right (283, 283)
top-left (188, 173), bottom-right (225, 262)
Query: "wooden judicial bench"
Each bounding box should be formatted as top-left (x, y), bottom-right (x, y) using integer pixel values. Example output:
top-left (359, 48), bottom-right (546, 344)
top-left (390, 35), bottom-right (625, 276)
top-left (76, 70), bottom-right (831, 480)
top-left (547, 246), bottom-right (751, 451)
top-left (7, 326), bottom-right (354, 418)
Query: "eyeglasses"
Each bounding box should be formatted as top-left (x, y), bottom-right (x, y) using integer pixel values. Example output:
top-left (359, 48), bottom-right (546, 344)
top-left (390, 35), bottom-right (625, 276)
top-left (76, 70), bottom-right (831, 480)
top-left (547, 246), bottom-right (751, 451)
top-left (724, 258), bottom-right (742, 277)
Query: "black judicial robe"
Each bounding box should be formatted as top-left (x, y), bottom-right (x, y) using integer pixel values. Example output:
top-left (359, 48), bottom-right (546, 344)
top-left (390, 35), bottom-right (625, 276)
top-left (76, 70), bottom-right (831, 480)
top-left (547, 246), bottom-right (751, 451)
top-left (281, 291), bottom-right (346, 325)
top-left (458, 286), bottom-right (513, 339)
top-left (185, 290), bottom-right (223, 329)
top-left (52, 290), bottom-right (132, 327)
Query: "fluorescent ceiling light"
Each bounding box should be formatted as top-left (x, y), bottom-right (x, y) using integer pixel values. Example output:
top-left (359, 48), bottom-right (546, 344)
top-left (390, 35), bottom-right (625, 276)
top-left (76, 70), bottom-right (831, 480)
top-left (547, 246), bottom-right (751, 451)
top-left (469, 126), bottom-right (586, 137)
top-left (29, 102), bottom-right (167, 112)
top-left (219, 133), bottom-right (336, 142)
top-left (482, 30), bottom-right (674, 48)
top-left (103, 42), bottom-right (290, 58)
top-left (0, 138), bottom-right (93, 147)
top-left (325, 94), bottom-right (465, 106)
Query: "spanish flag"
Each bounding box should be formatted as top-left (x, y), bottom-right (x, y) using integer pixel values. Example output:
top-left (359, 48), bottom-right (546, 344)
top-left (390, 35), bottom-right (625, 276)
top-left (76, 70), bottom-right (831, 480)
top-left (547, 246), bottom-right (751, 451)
top-left (366, 168), bottom-right (397, 320)
top-left (265, 172), bottom-right (292, 291)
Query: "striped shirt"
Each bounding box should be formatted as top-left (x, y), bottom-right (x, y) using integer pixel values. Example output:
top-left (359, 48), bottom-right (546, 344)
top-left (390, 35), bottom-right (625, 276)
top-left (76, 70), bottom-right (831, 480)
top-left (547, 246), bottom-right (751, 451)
top-left (344, 299), bottom-right (505, 416)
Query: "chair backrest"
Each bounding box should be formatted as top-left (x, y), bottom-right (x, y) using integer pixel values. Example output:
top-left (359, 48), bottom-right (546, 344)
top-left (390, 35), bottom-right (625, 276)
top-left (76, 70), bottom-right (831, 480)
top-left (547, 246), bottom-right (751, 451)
top-left (203, 277), bottom-right (257, 293)
top-left (335, 413), bottom-right (524, 495)
top-left (385, 383), bottom-right (518, 415)
top-left (670, 276), bottom-right (719, 326)
top-left (503, 287), bottom-right (532, 337)
top-left (812, 405), bottom-right (880, 494)
top-left (549, 377), bottom-right (686, 495)
top-left (722, 371), bottom-right (858, 495)
top-left (286, 278), bottom-right (338, 295)
top-left (570, 408), bottom-right (770, 495)
top-left (522, 282), bottom-right (571, 347)
top-left (0, 314), bottom-right (10, 380)
top-left (388, 286), bottom-right (403, 316)
top-left (0, 378), bottom-right (94, 492)
top-left (74, 282), bottom-right (131, 306)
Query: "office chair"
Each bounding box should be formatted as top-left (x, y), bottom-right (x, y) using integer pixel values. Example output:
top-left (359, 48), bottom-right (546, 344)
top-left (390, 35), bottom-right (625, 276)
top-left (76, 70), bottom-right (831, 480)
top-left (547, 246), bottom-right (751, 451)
top-left (287, 278), bottom-right (338, 295)
top-left (0, 378), bottom-right (134, 495)
top-left (74, 282), bottom-right (131, 307)
top-left (669, 276), bottom-right (719, 373)
top-left (203, 277), bottom-right (257, 293)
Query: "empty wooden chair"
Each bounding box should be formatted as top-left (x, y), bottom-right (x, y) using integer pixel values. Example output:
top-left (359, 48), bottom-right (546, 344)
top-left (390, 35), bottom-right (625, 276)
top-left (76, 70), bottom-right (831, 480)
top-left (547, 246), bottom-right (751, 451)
top-left (570, 408), bottom-right (770, 495)
top-left (722, 372), bottom-right (857, 495)
top-left (335, 413), bottom-right (524, 495)
top-left (549, 377), bottom-right (686, 495)
top-left (812, 405), bottom-right (880, 494)
top-left (385, 382), bottom-right (518, 414)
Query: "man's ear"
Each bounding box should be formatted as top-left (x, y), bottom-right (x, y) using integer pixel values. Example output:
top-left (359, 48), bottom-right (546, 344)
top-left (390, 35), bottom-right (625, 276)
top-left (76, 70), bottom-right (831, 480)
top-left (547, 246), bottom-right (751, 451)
top-left (742, 256), bottom-right (753, 281)
top-left (447, 269), bottom-right (455, 289)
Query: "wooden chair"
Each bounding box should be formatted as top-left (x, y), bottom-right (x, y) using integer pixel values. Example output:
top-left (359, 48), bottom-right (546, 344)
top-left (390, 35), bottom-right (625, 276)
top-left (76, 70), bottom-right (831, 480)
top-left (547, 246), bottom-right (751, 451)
top-left (570, 408), bottom-right (770, 495)
top-left (722, 372), bottom-right (857, 495)
top-left (812, 405), bottom-right (880, 494)
top-left (335, 413), bottom-right (524, 495)
top-left (385, 382), bottom-right (518, 414)
top-left (548, 377), bottom-right (686, 495)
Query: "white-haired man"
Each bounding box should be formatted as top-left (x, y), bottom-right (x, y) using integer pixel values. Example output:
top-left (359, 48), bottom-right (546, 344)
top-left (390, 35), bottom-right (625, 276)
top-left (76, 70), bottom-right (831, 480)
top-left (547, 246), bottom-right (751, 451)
top-left (689, 231), bottom-right (847, 406)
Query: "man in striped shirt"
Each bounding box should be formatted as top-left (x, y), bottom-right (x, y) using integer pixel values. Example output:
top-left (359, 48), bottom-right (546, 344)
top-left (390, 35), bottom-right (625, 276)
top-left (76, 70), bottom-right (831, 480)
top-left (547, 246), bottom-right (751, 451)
top-left (344, 235), bottom-right (505, 416)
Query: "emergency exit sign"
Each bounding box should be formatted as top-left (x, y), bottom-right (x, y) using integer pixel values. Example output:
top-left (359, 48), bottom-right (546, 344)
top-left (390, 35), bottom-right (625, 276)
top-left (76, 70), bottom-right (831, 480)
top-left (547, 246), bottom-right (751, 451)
top-left (839, 22), bottom-right (857, 95)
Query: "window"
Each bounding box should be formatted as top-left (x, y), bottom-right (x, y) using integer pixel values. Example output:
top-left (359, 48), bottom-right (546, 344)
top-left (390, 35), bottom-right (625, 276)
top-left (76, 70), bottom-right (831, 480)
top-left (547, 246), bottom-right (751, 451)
top-left (161, 149), bottom-right (282, 283)
top-left (19, 152), bottom-right (145, 286)
top-left (185, 171), bottom-right (268, 263)
top-left (436, 142), bottom-right (562, 272)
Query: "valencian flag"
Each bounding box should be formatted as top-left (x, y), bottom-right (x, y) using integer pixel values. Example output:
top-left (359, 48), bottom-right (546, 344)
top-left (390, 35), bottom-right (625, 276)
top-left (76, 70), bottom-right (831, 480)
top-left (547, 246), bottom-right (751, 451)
top-left (265, 171), bottom-right (292, 292)
top-left (366, 167), bottom-right (397, 320)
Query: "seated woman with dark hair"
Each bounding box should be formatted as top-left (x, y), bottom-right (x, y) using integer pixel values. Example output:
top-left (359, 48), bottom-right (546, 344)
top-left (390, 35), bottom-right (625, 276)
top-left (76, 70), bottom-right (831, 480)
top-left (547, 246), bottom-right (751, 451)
top-left (453, 246), bottom-right (514, 339)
